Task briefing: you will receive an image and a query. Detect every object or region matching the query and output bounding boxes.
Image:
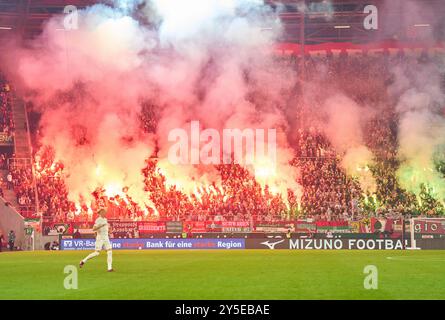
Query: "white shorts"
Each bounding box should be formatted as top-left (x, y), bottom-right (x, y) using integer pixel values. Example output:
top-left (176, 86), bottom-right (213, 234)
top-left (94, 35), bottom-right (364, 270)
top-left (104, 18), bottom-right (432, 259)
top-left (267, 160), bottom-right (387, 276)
top-left (95, 238), bottom-right (112, 251)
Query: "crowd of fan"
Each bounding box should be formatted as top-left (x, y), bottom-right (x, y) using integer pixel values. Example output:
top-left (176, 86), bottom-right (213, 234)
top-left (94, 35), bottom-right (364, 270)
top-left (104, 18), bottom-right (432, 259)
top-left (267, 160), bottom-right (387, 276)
top-left (0, 76), bottom-right (13, 200)
top-left (0, 75), bottom-right (13, 138)
top-left (295, 53), bottom-right (445, 219)
top-left (3, 53), bottom-right (445, 223)
top-left (141, 160), bottom-right (294, 223)
top-left (9, 164), bottom-right (35, 209)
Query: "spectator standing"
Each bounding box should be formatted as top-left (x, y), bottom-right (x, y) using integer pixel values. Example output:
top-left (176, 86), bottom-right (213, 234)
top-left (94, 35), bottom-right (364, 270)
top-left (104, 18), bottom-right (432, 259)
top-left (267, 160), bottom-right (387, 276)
top-left (286, 229), bottom-right (292, 239)
top-left (8, 230), bottom-right (15, 251)
top-left (0, 230), bottom-right (4, 252)
top-left (6, 172), bottom-right (12, 190)
top-left (73, 229), bottom-right (81, 239)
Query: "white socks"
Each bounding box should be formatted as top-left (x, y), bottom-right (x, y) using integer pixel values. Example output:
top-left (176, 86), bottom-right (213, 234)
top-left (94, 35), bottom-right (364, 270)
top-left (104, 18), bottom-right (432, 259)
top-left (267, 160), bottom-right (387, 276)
top-left (107, 250), bottom-right (113, 270)
top-left (83, 251), bottom-right (99, 263)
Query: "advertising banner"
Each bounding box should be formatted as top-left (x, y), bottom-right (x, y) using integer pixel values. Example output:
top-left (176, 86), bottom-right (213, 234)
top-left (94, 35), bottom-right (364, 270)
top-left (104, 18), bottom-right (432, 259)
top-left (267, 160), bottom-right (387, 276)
top-left (42, 222), bottom-right (71, 236)
top-left (370, 218), bottom-right (405, 238)
top-left (315, 220), bottom-right (351, 233)
top-left (221, 221), bottom-right (251, 233)
top-left (416, 239), bottom-right (445, 249)
top-left (246, 238), bottom-right (409, 250)
top-left (288, 238), bottom-right (407, 250)
top-left (137, 221), bottom-right (166, 234)
top-left (60, 238), bottom-right (445, 250)
top-left (60, 238), bottom-right (245, 250)
top-left (70, 222), bottom-right (94, 235)
top-left (24, 219), bottom-right (41, 233)
top-left (349, 218), bottom-right (371, 233)
top-left (413, 219), bottom-right (445, 235)
top-left (184, 221), bottom-right (207, 233)
top-left (254, 223), bottom-right (295, 233)
top-left (295, 220), bottom-right (317, 233)
top-left (371, 218), bottom-right (392, 233)
top-left (110, 221), bottom-right (137, 237)
top-left (247, 238), bottom-right (289, 250)
top-left (166, 221), bottom-right (183, 233)
top-left (206, 221), bottom-right (223, 232)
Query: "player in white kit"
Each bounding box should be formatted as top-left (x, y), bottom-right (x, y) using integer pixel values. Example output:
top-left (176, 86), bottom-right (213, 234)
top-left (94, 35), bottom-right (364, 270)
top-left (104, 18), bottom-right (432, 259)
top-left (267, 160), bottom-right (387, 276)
top-left (79, 208), bottom-right (114, 272)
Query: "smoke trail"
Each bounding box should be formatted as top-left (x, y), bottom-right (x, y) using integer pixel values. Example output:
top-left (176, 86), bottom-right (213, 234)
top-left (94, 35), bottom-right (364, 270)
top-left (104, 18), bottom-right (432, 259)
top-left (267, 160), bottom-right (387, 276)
top-left (13, 3), bottom-right (157, 207)
top-left (322, 94), bottom-right (376, 193)
top-left (391, 60), bottom-right (445, 203)
top-left (9, 0), bottom-right (301, 210)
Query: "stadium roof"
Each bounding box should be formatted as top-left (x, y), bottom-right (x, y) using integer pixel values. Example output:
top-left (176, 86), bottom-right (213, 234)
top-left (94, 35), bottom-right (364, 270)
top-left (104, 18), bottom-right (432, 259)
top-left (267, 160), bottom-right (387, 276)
top-left (0, 0), bottom-right (97, 39)
top-left (0, 0), bottom-right (444, 43)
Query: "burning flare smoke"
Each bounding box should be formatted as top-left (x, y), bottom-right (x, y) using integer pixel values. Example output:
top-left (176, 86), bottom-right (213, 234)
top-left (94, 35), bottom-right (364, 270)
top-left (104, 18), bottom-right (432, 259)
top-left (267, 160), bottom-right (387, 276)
top-left (10, 0), bottom-right (301, 214)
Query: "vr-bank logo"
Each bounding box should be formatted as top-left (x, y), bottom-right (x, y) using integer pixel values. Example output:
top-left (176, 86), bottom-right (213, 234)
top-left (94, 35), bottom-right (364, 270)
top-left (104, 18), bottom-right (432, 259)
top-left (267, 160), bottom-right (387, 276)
top-left (261, 239), bottom-right (285, 249)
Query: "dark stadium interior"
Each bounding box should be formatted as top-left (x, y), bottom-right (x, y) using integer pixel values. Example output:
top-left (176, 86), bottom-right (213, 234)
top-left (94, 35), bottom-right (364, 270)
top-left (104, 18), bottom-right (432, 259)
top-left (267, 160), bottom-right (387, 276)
top-left (0, 0), bottom-right (443, 41)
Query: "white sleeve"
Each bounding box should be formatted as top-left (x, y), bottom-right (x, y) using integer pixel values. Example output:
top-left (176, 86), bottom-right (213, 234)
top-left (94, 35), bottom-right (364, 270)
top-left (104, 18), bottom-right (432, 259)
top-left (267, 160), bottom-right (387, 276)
top-left (93, 218), bottom-right (101, 228)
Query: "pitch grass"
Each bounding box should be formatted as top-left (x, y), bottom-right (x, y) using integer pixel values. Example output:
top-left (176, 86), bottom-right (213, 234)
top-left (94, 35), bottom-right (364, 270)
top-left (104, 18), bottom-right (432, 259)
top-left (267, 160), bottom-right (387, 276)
top-left (0, 250), bottom-right (444, 300)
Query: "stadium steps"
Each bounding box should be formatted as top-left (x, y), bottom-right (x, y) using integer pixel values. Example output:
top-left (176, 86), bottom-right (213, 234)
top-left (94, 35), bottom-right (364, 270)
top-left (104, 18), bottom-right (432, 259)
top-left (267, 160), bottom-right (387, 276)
top-left (7, 98), bottom-right (37, 217)
top-left (0, 169), bottom-right (19, 209)
top-left (12, 98), bottom-right (32, 159)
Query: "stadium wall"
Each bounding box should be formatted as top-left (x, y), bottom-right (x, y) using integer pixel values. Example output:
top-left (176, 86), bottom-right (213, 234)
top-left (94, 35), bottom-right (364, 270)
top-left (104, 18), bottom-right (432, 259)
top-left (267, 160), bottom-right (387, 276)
top-left (35, 234), bottom-right (59, 250)
top-left (0, 197), bottom-right (25, 249)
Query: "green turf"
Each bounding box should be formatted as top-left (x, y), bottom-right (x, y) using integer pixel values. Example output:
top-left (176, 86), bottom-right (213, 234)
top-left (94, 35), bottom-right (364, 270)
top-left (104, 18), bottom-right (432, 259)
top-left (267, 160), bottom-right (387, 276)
top-left (0, 250), bottom-right (444, 299)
